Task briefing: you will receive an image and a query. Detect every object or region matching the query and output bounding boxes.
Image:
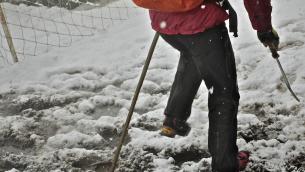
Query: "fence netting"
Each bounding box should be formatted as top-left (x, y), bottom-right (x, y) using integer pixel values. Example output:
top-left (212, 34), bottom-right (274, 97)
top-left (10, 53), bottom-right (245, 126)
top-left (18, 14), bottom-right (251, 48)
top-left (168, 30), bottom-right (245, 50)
top-left (0, 0), bottom-right (140, 64)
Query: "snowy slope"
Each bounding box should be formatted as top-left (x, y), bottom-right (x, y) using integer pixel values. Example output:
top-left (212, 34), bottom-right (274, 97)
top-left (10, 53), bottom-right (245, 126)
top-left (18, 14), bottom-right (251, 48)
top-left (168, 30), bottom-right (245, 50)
top-left (0, 0), bottom-right (305, 171)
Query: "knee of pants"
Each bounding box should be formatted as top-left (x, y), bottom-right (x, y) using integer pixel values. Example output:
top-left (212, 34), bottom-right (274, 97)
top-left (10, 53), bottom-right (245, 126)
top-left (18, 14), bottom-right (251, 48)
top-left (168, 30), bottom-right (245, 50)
top-left (208, 96), bottom-right (238, 130)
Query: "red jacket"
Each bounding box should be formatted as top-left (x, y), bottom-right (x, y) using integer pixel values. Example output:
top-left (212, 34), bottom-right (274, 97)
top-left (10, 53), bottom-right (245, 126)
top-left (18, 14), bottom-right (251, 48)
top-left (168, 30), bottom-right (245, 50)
top-left (149, 0), bottom-right (272, 35)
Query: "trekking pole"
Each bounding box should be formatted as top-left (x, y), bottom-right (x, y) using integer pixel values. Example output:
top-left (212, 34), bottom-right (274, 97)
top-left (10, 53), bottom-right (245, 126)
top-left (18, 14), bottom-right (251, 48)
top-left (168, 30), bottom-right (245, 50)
top-left (110, 32), bottom-right (160, 172)
top-left (269, 47), bottom-right (300, 102)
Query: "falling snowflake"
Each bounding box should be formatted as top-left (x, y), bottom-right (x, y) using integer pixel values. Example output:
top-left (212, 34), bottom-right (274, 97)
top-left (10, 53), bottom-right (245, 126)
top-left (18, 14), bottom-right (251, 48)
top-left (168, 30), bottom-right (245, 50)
top-left (209, 86), bottom-right (214, 94)
top-left (160, 21), bottom-right (167, 29)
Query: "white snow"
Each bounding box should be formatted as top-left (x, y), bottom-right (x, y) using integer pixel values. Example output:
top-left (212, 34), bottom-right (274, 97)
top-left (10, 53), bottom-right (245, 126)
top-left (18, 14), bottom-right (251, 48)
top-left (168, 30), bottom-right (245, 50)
top-left (0, 0), bottom-right (305, 171)
top-left (5, 168), bottom-right (20, 172)
top-left (46, 130), bottom-right (104, 149)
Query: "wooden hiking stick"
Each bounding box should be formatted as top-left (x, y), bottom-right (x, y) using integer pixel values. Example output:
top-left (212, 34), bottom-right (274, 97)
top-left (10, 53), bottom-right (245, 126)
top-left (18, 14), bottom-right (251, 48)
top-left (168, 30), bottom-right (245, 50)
top-left (110, 32), bottom-right (160, 172)
top-left (0, 4), bottom-right (18, 63)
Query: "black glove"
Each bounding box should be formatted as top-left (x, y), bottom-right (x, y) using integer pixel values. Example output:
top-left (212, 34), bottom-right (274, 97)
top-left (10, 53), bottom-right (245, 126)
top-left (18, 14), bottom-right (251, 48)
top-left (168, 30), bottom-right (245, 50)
top-left (257, 28), bottom-right (280, 51)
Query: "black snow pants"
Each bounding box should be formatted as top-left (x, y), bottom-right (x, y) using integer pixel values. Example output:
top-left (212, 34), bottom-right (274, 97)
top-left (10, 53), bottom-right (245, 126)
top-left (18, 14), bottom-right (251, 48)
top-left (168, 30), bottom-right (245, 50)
top-left (160, 23), bottom-right (240, 172)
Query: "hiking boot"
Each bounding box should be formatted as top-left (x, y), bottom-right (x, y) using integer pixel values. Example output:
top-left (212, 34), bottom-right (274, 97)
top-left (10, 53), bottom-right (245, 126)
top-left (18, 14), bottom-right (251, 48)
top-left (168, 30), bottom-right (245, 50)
top-left (160, 117), bottom-right (191, 137)
top-left (238, 151), bottom-right (250, 171)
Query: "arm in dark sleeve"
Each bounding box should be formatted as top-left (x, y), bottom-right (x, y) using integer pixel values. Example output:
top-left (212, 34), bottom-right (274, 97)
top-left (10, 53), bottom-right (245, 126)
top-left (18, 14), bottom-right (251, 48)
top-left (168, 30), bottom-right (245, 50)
top-left (243, 0), bottom-right (272, 32)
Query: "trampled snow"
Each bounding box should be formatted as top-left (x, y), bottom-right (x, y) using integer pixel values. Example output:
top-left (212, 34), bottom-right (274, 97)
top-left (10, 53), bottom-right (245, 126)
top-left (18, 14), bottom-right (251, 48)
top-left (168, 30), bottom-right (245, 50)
top-left (0, 0), bottom-right (305, 171)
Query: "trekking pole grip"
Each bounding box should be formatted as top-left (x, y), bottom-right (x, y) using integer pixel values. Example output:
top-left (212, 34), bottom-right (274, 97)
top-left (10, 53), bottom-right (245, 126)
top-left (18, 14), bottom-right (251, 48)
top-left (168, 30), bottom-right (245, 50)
top-left (110, 32), bottom-right (160, 172)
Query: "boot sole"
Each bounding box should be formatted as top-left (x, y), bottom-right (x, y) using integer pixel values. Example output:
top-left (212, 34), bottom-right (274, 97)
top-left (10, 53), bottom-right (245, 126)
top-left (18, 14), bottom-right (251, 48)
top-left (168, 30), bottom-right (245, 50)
top-left (160, 126), bottom-right (191, 138)
top-left (160, 126), bottom-right (176, 138)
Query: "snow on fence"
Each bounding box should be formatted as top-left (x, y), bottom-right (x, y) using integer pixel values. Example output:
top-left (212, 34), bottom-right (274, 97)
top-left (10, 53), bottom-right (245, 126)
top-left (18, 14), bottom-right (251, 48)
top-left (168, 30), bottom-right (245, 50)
top-left (0, 0), bottom-right (138, 64)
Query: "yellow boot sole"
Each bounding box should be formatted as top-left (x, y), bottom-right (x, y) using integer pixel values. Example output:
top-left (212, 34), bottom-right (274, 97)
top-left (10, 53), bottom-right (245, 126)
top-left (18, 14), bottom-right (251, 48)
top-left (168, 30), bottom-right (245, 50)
top-left (160, 126), bottom-right (176, 138)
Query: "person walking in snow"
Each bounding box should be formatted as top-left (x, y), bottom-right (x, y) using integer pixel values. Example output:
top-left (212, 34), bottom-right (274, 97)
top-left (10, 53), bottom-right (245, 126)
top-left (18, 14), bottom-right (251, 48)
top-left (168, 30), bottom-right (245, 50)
top-left (148, 0), bottom-right (279, 171)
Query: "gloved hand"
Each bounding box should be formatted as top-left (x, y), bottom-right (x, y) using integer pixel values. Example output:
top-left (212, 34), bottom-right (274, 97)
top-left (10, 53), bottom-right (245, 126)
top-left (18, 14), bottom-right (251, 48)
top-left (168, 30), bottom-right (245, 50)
top-left (257, 28), bottom-right (280, 51)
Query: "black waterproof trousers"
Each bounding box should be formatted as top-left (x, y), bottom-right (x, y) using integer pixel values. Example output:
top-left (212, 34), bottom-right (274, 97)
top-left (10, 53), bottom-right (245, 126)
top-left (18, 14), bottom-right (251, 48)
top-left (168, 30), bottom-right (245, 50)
top-left (160, 24), bottom-right (240, 172)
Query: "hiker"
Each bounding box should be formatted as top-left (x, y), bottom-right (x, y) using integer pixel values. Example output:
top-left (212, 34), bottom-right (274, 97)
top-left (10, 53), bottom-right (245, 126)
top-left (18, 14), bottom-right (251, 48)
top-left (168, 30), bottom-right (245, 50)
top-left (147, 0), bottom-right (279, 171)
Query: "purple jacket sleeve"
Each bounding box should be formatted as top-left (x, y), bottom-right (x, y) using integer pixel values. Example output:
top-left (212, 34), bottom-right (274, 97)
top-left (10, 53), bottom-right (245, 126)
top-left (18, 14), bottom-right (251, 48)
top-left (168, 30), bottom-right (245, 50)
top-left (244, 0), bottom-right (273, 32)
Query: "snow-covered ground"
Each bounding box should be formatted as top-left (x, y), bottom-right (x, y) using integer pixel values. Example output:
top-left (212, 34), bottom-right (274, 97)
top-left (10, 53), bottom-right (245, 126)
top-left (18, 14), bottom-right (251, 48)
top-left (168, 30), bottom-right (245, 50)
top-left (0, 0), bottom-right (305, 171)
